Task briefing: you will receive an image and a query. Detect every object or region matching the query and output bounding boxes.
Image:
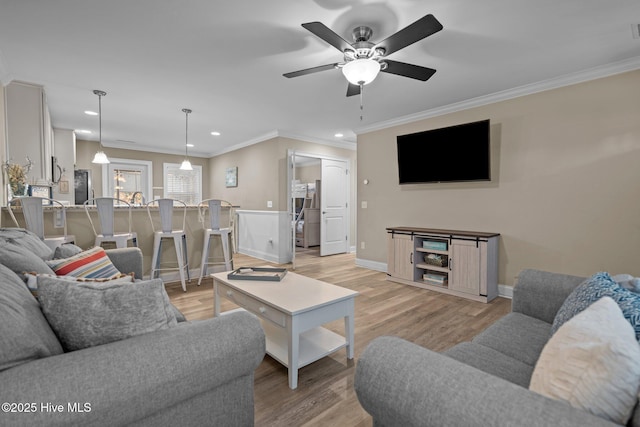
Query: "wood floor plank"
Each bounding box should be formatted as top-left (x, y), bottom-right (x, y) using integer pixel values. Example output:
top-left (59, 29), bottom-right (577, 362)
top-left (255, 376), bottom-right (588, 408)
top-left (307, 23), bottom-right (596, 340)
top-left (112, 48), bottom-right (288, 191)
top-left (166, 248), bottom-right (512, 426)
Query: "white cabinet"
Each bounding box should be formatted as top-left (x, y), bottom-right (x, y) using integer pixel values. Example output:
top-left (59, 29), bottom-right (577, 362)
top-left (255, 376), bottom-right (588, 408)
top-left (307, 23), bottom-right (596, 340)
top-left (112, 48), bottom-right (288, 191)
top-left (5, 82), bottom-right (53, 184)
top-left (387, 227), bottom-right (499, 303)
top-left (51, 128), bottom-right (76, 204)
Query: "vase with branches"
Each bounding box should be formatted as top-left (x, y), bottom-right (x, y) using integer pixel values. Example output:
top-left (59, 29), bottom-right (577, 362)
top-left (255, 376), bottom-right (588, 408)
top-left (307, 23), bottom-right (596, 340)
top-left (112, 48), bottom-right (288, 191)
top-left (4, 157), bottom-right (33, 199)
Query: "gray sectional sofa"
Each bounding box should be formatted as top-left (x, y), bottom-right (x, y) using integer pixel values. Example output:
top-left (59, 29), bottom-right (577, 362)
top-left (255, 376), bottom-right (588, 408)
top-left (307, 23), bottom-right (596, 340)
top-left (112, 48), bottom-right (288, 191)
top-left (355, 269), bottom-right (639, 427)
top-left (0, 228), bottom-right (265, 426)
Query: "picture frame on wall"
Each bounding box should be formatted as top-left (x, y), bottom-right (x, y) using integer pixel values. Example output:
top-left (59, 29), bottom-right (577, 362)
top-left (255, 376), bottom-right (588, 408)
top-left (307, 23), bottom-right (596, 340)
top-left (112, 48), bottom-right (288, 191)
top-left (29, 185), bottom-right (53, 204)
top-left (225, 167), bottom-right (238, 188)
top-left (59, 180), bottom-right (69, 194)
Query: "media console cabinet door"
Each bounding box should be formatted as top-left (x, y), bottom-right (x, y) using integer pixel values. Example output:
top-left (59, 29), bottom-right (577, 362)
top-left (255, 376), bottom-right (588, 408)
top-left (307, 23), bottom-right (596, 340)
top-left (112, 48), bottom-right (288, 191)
top-left (387, 233), bottom-right (414, 281)
top-left (449, 239), bottom-right (484, 295)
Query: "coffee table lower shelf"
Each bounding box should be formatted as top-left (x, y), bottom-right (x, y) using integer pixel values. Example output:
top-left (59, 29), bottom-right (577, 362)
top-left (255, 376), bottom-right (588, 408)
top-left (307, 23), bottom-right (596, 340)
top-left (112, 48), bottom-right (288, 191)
top-left (261, 320), bottom-right (347, 369)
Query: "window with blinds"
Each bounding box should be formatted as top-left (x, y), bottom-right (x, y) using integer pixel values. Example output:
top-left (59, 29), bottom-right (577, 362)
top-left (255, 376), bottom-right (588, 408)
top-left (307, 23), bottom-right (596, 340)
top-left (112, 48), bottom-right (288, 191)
top-left (163, 163), bottom-right (202, 205)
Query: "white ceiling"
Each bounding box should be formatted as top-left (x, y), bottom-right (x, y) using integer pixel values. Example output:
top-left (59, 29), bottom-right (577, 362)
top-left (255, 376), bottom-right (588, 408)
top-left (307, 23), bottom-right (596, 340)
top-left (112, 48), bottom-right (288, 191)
top-left (1, 0), bottom-right (639, 158)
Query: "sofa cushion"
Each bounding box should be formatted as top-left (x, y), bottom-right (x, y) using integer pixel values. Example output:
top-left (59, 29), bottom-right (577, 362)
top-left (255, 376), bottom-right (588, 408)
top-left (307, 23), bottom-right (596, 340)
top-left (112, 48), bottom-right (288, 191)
top-left (531, 297), bottom-right (640, 424)
top-left (471, 312), bottom-right (551, 366)
top-left (0, 264), bottom-right (63, 371)
top-left (38, 276), bottom-right (178, 351)
top-left (445, 342), bottom-right (534, 388)
top-left (45, 246), bottom-right (122, 279)
top-left (0, 227), bottom-right (54, 261)
top-left (552, 271), bottom-right (640, 341)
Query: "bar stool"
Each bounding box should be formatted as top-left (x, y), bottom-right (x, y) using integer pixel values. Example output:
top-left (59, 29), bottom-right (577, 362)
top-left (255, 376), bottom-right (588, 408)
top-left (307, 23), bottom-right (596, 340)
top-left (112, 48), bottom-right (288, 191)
top-left (8, 196), bottom-right (75, 251)
top-left (84, 197), bottom-right (138, 248)
top-left (198, 199), bottom-right (234, 285)
top-left (147, 198), bottom-right (190, 292)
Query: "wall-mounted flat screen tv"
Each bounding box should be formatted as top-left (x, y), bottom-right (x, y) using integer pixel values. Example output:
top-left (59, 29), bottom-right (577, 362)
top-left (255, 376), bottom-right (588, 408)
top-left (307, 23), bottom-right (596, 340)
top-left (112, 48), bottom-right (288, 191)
top-left (396, 119), bottom-right (490, 184)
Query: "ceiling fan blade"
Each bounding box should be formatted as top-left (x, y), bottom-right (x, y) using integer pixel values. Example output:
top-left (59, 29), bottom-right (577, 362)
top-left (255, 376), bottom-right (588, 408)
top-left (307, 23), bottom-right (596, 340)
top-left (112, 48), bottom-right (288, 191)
top-left (373, 14), bottom-right (443, 56)
top-left (283, 63), bottom-right (339, 78)
top-left (346, 83), bottom-right (361, 97)
top-left (382, 59), bottom-right (436, 81)
top-left (302, 22), bottom-right (353, 53)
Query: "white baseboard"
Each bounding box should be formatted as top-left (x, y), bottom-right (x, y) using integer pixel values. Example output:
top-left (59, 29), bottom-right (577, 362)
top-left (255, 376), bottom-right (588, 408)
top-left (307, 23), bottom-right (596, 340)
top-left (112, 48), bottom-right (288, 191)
top-left (355, 258), bottom-right (387, 272)
top-left (498, 284), bottom-right (513, 299)
top-left (238, 247), bottom-right (287, 264)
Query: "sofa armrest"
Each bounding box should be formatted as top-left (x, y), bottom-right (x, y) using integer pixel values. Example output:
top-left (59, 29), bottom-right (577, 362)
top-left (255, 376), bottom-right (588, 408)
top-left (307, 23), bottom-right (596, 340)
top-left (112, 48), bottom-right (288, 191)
top-left (512, 269), bottom-right (586, 323)
top-left (106, 247), bottom-right (143, 279)
top-left (0, 311), bottom-right (265, 426)
top-left (355, 336), bottom-right (615, 427)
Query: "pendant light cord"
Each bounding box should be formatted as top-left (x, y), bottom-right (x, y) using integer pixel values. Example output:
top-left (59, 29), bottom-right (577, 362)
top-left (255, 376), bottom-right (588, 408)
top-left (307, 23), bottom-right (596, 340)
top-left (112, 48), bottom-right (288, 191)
top-left (99, 94), bottom-right (102, 148)
top-left (93, 90), bottom-right (107, 149)
top-left (182, 108), bottom-right (192, 158)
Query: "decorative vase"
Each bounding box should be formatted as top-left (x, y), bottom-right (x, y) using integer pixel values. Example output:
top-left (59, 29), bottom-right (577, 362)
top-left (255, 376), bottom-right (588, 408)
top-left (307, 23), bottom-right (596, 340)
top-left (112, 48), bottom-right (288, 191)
top-left (8, 182), bottom-right (29, 200)
top-left (4, 158), bottom-right (32, 200)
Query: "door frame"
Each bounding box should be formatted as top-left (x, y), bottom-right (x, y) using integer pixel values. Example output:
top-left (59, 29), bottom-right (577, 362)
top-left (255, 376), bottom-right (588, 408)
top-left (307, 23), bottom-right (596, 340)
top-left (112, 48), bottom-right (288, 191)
top-left (287, 149), bottom-right (351, 264)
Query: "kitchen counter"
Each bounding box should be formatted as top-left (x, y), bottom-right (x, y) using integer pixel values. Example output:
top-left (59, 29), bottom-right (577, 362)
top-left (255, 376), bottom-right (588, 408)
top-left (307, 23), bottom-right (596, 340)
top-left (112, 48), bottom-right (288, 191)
top-left (1, 204), bottom-right (235, 280)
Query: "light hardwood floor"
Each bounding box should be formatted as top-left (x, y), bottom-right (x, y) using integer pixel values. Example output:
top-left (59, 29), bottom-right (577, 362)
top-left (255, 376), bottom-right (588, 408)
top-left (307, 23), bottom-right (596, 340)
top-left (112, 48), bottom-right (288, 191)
top-left (166, 249), bottom-right (512, 427)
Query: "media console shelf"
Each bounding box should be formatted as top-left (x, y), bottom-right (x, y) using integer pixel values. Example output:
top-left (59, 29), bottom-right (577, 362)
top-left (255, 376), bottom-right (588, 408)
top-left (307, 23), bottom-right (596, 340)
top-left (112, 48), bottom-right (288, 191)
top-left (386, 227), bottom-right (500, 303)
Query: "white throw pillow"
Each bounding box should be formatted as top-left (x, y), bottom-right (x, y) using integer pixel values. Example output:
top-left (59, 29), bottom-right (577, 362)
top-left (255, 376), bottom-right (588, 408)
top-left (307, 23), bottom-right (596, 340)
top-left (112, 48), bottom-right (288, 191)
top-left (530, 297), bottom-right (640, 424)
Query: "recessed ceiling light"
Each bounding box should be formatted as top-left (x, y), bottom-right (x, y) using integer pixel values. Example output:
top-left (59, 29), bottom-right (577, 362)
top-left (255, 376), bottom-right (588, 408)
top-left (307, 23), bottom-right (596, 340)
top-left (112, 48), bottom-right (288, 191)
top-left (334, 133), bottom-right (344, 138)
top-left (84, 110), bottom-right (98, 116)
top-left (211, 131), bottom-right (221, 136)
top-left (186, 143), bottom-right (194, 147)
top-left (75, 129), bottom-right (92, 134)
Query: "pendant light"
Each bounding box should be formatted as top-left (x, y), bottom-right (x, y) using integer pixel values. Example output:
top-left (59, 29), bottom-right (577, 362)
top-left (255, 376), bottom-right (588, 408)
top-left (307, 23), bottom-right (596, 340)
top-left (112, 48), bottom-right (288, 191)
top-left (91, 90), bottom-right (110, 164)
top-left (180, 108), bottom-right (193, 171)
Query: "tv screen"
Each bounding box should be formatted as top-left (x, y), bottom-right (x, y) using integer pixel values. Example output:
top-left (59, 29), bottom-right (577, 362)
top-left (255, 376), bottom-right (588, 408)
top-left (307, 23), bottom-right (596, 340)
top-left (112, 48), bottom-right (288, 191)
top-left (396, 119), bottom-right (490, 184)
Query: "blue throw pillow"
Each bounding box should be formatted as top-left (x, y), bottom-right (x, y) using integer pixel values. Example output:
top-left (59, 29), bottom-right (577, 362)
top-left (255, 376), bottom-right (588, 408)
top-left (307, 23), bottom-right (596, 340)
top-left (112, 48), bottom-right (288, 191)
top-left (552, 272), bottom-right (640, 341)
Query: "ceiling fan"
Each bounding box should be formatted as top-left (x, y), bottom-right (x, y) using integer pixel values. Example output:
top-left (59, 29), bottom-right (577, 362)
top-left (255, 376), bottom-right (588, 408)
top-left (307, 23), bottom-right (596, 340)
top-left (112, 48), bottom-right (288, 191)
top-left (283, 14), bottom-right (443, 97)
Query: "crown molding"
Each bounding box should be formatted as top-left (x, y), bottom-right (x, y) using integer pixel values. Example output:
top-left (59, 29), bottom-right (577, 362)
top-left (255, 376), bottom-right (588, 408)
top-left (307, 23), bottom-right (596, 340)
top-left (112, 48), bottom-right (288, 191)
top-left (207, 130), bottom-right (280, 157)
top-left (0, 48), bottom-right (12, 86)
top-left (207, 129), bottom-right (356, 157)
top-left (355, 56), bottom-right (640, 135)
top-left (277, 130), bottom-right (357, 151)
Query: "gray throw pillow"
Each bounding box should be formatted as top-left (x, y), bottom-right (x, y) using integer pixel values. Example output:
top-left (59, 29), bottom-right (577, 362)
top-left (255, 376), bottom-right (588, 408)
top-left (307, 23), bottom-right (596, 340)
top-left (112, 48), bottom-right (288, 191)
top-left (37, 277), bottom-right (178, 351)
top-left (53, 243), bottom-right (83, 259)
top-left (0, 240), bottom-right (54, 278)
top-left (0, 227), bottom-right (54, 260)
top-left (0, 264), bottom-right (63, 371)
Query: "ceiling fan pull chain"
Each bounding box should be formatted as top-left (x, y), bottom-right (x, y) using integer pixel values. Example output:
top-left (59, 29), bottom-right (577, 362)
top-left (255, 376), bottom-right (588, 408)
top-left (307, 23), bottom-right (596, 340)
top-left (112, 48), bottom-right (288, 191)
top-left (359, 83), bottom-right (364, 121)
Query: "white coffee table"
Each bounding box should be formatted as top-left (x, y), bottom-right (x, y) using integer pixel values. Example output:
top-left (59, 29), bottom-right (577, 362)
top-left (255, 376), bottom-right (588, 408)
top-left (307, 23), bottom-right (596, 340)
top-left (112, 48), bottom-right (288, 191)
top-left (212, 270), bottom-right (358, 389)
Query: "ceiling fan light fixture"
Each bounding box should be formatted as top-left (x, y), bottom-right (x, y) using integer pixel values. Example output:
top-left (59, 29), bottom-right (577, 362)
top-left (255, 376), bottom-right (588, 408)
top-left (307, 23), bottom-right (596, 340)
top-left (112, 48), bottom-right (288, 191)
top-left (342, 58), bottom-right (380, 85)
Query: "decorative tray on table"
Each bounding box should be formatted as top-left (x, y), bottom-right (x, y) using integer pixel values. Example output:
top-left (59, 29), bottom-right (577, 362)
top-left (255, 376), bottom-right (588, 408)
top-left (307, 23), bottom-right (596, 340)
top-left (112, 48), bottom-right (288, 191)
top-left (227, 267), bottom-right (288, 281)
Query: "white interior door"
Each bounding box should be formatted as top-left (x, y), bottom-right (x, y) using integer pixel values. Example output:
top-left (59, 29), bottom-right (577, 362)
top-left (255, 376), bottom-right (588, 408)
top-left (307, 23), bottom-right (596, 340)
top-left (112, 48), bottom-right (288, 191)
top-left (320, 158), bottom-right (348, 256)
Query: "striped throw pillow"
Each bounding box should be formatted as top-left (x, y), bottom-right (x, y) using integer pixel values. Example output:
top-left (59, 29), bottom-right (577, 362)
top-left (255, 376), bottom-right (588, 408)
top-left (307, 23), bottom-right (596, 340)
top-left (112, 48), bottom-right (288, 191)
top-left (45, 246), bottom-right (121, 279)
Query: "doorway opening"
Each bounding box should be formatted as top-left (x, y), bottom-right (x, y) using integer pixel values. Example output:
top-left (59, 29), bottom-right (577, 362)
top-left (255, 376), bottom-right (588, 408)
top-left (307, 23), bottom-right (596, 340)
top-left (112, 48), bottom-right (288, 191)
top-left (287, 150), bottom-right (351, 269)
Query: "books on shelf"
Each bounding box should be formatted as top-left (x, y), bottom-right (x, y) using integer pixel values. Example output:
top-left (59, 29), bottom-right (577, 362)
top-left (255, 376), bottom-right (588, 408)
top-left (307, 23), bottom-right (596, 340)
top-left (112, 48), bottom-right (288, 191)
top-left (422, 240), bottom-right (447, 251)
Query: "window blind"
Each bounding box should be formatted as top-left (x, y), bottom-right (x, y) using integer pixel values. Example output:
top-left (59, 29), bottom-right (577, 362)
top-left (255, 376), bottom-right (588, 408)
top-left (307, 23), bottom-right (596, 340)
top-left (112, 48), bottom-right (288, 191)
top-left (163, 163), bottom-right (202, 205)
